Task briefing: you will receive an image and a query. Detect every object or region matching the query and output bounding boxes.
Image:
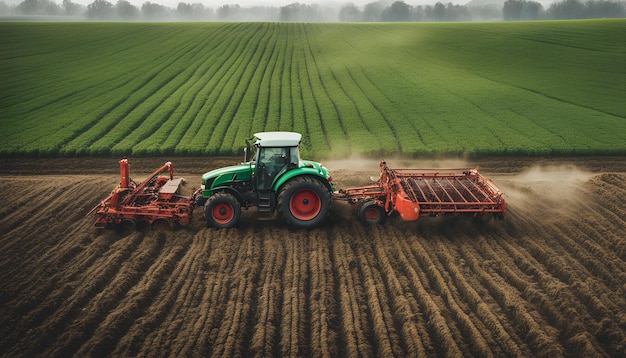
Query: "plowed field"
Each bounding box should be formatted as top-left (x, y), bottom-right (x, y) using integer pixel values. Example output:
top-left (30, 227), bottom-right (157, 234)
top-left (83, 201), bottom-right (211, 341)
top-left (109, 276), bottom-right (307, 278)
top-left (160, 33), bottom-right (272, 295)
top-left (1, 157), bottom-right (625, 357)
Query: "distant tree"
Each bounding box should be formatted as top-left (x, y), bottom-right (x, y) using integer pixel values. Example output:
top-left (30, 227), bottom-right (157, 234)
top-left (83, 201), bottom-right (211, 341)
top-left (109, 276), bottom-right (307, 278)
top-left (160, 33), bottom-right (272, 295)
top-left (62, 0), bottom-right (84, 15)
top-left (362, 1), bottom-right (384, 21)
top-left (87, 0), bottom-right (113, 19)
top-left (279, 3), bottom-right (322, 21)
top-left (116, 0), bottom-right (138, 19)
top-left (179, 2), bottom-right (213, 20)
top-left (468, 4), bottom-right (502, 21)
top-left (16, 0), bottom-right (61, 15)
top-left (503, 0), bottom-right (543, 20)
top-left (546, 0), bottom-right (585, 18)
top-left (381, 1), bottom-right (411, 21)
top-left (339, 2), bottom-right (360, 21)
top-left (431, 2), bottom-right (446, 20)
top-left (584, 0), bottom-right (626, 18)
top-left (444, 2), bottom-right (471, 20)
top-left (141, 1), bottom-right (169, 20)
top-left (217, 4), bottom-right (241, 20)
top-left (412, 5), bottom-right (426, 20)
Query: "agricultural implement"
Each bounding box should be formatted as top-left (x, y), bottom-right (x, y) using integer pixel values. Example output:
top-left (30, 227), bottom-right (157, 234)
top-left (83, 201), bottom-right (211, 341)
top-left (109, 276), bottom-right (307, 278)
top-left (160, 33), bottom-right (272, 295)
top-left (92, 158), bottom-right (197, 231)
top-left (336, 160), bottom-right (506, 224)
top-left (93, 133), bottom-right (505, 230)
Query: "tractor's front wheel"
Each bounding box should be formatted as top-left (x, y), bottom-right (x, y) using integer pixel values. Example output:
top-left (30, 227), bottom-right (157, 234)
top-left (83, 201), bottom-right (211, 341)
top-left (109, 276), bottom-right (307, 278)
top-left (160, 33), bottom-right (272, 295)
top-left (278, 177), bottom-right (331, 228)
top-left (205, 193), bottom-right (241, 228)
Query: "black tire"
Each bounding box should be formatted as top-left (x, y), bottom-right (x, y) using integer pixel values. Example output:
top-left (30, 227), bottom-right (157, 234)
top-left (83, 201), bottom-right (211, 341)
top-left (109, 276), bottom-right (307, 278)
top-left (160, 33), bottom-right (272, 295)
top-left (152, 219), bottom-right (172, 231)
top-left (277, 177), bottom-right (331, 229)
top-left (357, 200), bottom-right (386, 225)
top-left (119, 218), bottom-right (137, 232)
top-left (205, 193), bottom-right (241, 228)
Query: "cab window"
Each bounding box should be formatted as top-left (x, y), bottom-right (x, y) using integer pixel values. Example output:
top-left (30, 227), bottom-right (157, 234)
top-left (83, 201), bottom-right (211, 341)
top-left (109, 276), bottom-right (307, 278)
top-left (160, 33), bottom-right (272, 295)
top-left (257, 147), bottom-right (289, 190)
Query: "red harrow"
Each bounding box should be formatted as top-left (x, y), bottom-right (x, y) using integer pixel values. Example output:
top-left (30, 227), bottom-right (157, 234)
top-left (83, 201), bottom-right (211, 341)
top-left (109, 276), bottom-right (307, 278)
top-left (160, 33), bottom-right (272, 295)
top-left (92, 158), bottom-right (197, 231)
top-left (336, 160), bottom-right (506, 224)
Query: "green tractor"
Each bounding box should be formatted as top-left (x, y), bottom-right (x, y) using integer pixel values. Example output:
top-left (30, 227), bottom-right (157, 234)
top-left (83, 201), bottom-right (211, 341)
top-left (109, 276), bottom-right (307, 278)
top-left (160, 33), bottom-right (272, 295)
top-left (197, 132), bottom-right (334, 228)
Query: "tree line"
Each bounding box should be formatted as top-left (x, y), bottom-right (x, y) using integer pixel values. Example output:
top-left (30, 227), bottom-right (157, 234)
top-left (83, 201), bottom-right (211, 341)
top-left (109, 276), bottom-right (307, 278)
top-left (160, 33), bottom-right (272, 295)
top-left (1, 0), bottom-right (625, 21)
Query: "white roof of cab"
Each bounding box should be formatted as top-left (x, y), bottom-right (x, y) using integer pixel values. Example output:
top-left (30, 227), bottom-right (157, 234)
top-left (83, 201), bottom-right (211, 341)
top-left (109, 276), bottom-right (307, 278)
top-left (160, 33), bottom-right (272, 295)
top-left (254, 132), bottom-right (302, 147)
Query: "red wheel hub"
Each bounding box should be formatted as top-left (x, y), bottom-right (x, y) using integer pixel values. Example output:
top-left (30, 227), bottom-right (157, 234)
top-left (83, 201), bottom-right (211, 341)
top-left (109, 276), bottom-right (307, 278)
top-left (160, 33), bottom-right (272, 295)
top-left (212, 203), bottom-right (234, 224)
top-left (289, 189), bottom-right (321, 221)
top-left (365, 207), bottom-right (380, 221)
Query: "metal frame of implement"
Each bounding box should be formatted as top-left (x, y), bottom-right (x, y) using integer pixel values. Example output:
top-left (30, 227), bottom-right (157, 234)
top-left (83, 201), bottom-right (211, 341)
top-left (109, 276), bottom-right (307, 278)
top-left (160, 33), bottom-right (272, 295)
top-left (92, 158), bottom-right (197, 230)
top-left (337, 160), bottom-right (506, 222)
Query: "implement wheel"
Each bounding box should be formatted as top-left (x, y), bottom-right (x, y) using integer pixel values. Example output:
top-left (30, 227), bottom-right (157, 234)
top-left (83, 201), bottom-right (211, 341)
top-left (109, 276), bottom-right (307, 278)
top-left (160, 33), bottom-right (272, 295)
top-left (152, 219), bottom-right (172, 231)
top-left (278, 177), bottom-right (331, 229)
top-left (358, 200), bottom-right (386, 225)
top-left (119, 218), bottom-right (137, 232)
top-left (205, 193), bottom-right (241, 228)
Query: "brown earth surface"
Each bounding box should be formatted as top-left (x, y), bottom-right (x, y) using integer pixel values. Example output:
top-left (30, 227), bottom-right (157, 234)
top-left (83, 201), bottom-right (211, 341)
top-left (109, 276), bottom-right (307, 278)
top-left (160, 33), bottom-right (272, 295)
top-left (1, 156), bottom-right (625, 357)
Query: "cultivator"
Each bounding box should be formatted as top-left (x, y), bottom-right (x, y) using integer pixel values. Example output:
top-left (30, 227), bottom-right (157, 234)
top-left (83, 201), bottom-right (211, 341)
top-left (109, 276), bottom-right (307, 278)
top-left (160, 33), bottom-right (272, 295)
top-left (336, 160), bottom-right (506, 224)
top-left (92, 158), bottom-right (198, 230)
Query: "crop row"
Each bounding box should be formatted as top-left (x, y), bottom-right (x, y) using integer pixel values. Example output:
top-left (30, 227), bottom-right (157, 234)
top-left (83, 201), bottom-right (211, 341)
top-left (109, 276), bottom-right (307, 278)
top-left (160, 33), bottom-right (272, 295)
top-left (1, 21), bottom-right (624, 157)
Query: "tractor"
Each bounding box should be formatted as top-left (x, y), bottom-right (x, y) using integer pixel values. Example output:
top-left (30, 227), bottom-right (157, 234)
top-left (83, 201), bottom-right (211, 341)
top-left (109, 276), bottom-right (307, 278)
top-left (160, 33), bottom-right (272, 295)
top-left (94, 132), bottom-right (505, 231)
top-left (196, 132), bottom-right (334, 228)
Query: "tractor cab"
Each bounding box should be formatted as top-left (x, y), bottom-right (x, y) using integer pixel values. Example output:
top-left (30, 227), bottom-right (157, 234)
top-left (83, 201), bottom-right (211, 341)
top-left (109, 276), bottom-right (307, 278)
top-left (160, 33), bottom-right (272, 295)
top-left (252, 132), bottom-right (301, 190)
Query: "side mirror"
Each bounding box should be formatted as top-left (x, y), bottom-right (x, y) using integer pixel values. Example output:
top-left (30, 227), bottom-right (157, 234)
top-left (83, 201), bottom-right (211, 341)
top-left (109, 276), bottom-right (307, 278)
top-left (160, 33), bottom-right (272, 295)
top-left (244, 138), bottom-right (252, 162)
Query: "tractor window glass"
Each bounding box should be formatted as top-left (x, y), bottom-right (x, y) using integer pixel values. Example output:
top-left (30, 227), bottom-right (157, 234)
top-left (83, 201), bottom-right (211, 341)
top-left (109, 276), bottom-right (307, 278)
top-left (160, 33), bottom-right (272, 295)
top-left (289, 146), bottom-right (299, 166)
top-left (257, 147), bottom-right (289, 190)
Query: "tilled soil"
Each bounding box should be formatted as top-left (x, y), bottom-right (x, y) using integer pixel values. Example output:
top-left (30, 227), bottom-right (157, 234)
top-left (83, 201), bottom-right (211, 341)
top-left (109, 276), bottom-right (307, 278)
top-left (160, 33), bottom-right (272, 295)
top-left (1, 156), bottom-right (625, 357)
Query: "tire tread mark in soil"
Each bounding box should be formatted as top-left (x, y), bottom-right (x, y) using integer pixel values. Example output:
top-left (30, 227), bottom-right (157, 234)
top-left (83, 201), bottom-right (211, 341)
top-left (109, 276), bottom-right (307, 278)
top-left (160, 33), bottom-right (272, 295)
top-left (210, 228), bottom-right (261, 357)
top-left (248, 228), bottom-right (284, 356)
top-left (308, 228), bottom-right (338, 357)
top-left (10, 233), bottom-right (145, 356)
top-left (48, 233), bottom-right (165, 357)
top-left (75, 232), bottom-right (190, 356)
top-left (375, 225), bottom-right (454, 356)
top-left (458, 234), bottom-right (565, 357)
top-left (355, 225), bottom-right (406, 357)
top-left (492, 235), bottom-right (611, 356)
top-left (149, 228), bottom-right (223, 357)
top-left (370, 226), bottom-right (430, 357)
top-left (507, 202), bottom-right (626, 355)
top-left (442, 235), bottom-right (528, 357)
top-left (279, 230), bottom-right (310, 356)
top-left (110, 230), bottom-right (198, 356)
top-left (429, 238), bottom-right (498, 357)
top-left (331, 227), bottom-right (374, 357)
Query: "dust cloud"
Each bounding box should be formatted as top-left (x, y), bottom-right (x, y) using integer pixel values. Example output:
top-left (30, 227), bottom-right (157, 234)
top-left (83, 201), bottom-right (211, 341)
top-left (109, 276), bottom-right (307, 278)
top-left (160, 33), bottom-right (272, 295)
top-left (497, 164), bottom-right (594, 217)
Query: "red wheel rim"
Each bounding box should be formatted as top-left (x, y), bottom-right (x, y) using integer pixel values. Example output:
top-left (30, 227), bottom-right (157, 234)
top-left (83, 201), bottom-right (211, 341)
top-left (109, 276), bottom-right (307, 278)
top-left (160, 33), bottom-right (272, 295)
top-left (212, 203), bottom-right (234, 225)
top-left (289, 189), bottom-right (321, 221)
top-left (365, 207), bottom-right (380, 221)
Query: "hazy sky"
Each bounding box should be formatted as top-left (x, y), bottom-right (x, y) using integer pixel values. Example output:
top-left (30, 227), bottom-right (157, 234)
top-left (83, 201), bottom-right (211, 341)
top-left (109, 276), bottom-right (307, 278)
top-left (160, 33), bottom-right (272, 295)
top-left (3, 0), bottom-right (475, 8)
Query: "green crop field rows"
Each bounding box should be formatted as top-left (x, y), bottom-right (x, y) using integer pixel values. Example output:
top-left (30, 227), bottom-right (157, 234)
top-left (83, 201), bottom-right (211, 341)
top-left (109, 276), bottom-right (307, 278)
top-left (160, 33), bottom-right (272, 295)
top-left (1, 20), bottom-right (624, 157)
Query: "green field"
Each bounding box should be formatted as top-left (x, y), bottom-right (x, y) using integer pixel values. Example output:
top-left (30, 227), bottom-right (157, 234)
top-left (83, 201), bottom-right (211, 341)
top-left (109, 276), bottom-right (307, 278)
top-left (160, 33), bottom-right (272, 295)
top-left (1, 20), bottom-right (624, 158)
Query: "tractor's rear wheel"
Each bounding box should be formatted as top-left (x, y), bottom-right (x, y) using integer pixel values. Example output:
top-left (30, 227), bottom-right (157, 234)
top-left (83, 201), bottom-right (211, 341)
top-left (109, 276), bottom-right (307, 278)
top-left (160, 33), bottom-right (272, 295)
top-left (357, 200), bottom-right (386, 225)
top-left (205, 193), bottom-right (241, 228)
top-left (278, 177), bottom-right (331, 228)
